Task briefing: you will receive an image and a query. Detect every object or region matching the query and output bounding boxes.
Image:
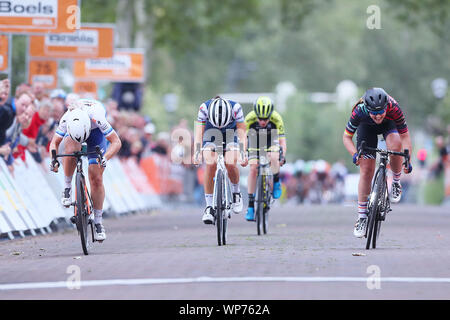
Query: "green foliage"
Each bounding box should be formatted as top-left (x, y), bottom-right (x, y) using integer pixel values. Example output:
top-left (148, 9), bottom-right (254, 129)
top-left (283, 93), bottom-right (354, 167)
top-left (80, 0), bottom-right (117, 23)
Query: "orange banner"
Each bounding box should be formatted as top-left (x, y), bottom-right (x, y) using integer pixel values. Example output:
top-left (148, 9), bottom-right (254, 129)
top-left (29, 24), bottom-right (114, 59)
top-left (73, 80), bottom-right (98, 98)
top-left (28, 60), bottom-right (58, 89)
top-left (0, 35), bottom-right (9, 72)
top-left (0, 0), bottom-right (80, 34)
top-left (73, 49), bottom-right (145, 83)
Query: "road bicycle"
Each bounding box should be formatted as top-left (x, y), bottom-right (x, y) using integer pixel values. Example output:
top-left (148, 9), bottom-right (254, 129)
top-left (357, 141), bottom-right (410, 249)
top-left (248, 147), bottom-right (278, 235)
top-left (52, 145), bottom-right (104, 255)
top-left (198, 142), bottom-right (244, 246)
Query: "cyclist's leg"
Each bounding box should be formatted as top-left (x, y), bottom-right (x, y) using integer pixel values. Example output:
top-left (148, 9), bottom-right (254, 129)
top-left (268, 148), bottom-right (282, 199)
top-left (384, 125), bottom-right (403, 202)
top-left (225, 144), bottom-right (243, 213)
top-left (354, 124), bottom-right (377, 237)
top-left (86, 129), bottom-right (107, 239)
top-left (62, 135), bottom-right (81, 206)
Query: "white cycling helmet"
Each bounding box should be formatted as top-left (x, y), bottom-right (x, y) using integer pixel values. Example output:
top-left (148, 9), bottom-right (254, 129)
top-left (67, 108), bottom-right (91, 143)
top-left (208, 97), bottom-right (233, 129)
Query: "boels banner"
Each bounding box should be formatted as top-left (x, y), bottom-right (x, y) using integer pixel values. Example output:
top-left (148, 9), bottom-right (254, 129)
top-left (73, 49), bottom-right (145, 83)
top-left (29, 24), bottom-right (115, 59)
top-left (0, 0), bottom-right (80, 34)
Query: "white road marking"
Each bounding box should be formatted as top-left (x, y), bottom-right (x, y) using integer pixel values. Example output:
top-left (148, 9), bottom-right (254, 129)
top-left (1, 276), bottom-right (450, 291)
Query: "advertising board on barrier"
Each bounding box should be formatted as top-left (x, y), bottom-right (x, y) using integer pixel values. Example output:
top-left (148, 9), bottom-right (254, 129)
top-left (0, 34), bottom-right (10, 72)
top-left (0, 0), bottom-right (80, 34)
top-left (27, 59), bottom-right (58, 89)
top-left (29, 24), bottom-right (115, 59)
top-left (73, 49), bottom-right (145, 83)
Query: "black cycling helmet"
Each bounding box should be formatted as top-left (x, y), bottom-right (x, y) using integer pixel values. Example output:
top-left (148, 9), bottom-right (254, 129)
top-left (364, 87), bottom-right (389, 112)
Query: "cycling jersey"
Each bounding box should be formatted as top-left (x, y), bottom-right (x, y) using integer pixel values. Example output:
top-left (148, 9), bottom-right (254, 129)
top-left (245, 110), bottom-right (286, 139)
top-left (56, 99), bottom-right (114, 138)
top-left (198, 98), bottom-right (244, 147)
top-left (344, 96), bottom-right (408, 137)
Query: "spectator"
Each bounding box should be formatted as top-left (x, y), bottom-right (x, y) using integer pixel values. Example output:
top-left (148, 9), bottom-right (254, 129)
top-left (31, 81), bottom-right (46, 102)
top-left (0, 89), bottom-right (34, 146)
top-left (0, 79), bottom-right (10, 105)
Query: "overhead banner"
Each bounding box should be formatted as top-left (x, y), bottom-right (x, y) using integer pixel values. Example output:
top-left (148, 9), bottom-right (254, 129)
top-left (73, 80), bottom-right (97, 98)
top-left (29, 24), bottom-right (114, 59)
top-left (0, 35), bottom-right (9, 72)
top-left (73, 49), bottom-right (145, 83)
top-left (0, 0), bottom-right (80, 34)
top-left (27, 59), bottom-right (58, 89)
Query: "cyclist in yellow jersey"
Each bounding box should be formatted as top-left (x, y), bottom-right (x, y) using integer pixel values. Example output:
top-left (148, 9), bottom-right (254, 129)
top-left (245, 96), bottom-right (287, 221)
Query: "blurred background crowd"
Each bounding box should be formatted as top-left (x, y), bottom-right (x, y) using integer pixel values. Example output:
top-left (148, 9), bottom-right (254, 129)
top-left (2, 76), bottom-right (450, 207)
top-left (2, 0), bottom-right (450, 207)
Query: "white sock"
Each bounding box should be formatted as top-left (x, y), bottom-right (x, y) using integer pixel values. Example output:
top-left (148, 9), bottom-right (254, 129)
top-left (231, 183), bottom-right (240, 193)
top-left (205, 194), bottom-right (213, 207)
top-left (94, 209), bottom-right (103, 224)
top-left (64, 176), bottom-right (72, 189)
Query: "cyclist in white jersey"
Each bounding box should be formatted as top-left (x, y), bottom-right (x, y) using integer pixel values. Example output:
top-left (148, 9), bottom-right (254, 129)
top-left (49, 98), bottom-right (122, 241)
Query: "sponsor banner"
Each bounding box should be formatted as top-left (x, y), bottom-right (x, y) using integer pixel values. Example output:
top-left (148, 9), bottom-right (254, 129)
top-left (27, 59), bottom-right (58, 89)
top-left (0, 0), bottom-right (80, 34)
top-left (73, 49), bottom-right (145, 83)
top-left (73, 80), bottom-right (98, 99)
top-left (29, 24), bottom-right (114, 59)
top-left (0, 34), bottom-right (9, 71)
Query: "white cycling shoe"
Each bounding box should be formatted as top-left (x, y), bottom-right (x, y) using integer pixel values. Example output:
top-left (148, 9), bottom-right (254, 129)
top-left (202, 206), bottom-right (215, 225)
top-left (353, 218), bottom-right (367, 238)
top-left (94, 223), bottom-right (106, 241)
top-left (61, 188), bottom-right (72, 208)
top-left (232, 193), bottom-right (243, 214)
top-left (391, 181), bottom-right (402, 203)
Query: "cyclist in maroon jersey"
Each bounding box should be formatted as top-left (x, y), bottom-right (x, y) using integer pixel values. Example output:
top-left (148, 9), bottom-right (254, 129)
top-left (342, 88), bottom-right (413, 238)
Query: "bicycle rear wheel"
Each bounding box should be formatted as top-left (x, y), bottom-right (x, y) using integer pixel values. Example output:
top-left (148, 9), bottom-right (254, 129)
top-left (255, 175), bottom-right (263, 236)
top-left (76, 173), bottom-right (91, 255)
top-left (215, 170), bottom-right (225, 246)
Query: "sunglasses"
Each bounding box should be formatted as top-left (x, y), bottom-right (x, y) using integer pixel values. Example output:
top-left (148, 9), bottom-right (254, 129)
top-left (369, 109), bottom-right (386, 115)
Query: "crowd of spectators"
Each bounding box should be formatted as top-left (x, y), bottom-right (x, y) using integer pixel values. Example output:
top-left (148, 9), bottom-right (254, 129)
top-left (0, 79), bottom-right (173, 176)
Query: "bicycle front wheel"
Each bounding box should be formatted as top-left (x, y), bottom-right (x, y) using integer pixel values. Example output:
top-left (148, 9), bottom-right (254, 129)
top-left (215, 170), bottom-right (225, 246)
top-left (76, 173), bottom-right (91, 255)
top-left (262, 176), bottom-right (270, 235)
top-left (366, 168), bottom-right (385, 250)
top-left (255, 175), bottom-right (264, 236)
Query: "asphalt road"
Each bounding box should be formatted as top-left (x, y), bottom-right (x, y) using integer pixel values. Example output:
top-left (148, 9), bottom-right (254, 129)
top-left (0, 203), bottom-right (449, 300)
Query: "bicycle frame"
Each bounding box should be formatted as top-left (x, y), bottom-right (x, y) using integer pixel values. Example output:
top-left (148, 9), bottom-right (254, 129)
top-left (256, 154), bottom-right (273, 204)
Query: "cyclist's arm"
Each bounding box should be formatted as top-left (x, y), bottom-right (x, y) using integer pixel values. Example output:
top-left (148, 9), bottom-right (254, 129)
top-left (279, 137), bottom-right (287, 157)
top-left (399, 131), bottom-right (412, 156)
top-left (49, 133), bottom-right (63, 156)
top-left (236, 121), bottom-right (247, 152)
top-left (194, 122), bottom-right (205, 152)
top-left (104, 131), bottom-right (122, 161)
top-left (343, 131), bottom-right (357, 156)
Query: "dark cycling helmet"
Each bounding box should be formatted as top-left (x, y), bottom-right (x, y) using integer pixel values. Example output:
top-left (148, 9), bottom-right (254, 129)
top-left (363, 88), bottom-right (389, 112)
top-left (254, 96), bottom-right (274, 119)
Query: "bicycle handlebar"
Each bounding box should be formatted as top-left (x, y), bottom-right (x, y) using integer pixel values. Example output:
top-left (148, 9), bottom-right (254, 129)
top-left (52, 146), bottom-right (103, 164)
top-left (358, 140), bottom-right (410, 168)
